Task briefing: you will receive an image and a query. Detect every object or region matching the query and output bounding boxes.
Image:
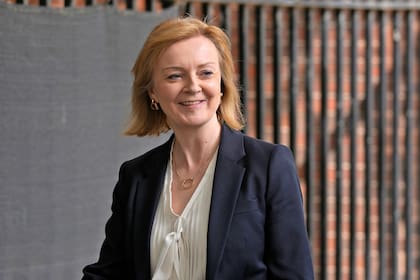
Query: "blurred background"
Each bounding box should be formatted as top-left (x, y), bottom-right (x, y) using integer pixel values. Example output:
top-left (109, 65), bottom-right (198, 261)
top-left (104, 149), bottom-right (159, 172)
top-left (0, 0), bottom-right (419, 279)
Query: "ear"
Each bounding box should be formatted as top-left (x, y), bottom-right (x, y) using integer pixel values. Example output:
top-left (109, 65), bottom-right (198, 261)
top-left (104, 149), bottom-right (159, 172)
top-left (148, 90), bottom-right (157, 102)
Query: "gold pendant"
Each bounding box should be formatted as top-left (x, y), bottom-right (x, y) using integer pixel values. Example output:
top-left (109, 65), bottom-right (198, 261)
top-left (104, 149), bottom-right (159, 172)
top-left (181, 178), bottom-right (194, 189)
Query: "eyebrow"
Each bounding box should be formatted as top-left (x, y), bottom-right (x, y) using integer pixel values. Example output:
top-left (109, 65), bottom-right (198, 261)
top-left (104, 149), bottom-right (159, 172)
top-left (162, 62), bottom-right (218, 71)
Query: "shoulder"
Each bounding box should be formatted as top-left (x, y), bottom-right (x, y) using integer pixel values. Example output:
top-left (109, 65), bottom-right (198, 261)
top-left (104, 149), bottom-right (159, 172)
top-left (242, 134), bottom-right (294, 162)
top-left (120, 136), bottom-right (173, 174)
top-left (221, 125), bottom-right (294, 164)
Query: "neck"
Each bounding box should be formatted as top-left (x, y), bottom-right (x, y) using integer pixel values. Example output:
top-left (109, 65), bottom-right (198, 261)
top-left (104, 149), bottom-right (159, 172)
top-left (172, 122), bottom-right (222, 169)
top-left (171, 123), bottom-right (221, 191)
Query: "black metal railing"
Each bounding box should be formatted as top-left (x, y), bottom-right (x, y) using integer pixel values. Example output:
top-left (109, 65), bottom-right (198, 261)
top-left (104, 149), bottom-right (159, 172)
top-left (177, 1), bottom-right (420, 280)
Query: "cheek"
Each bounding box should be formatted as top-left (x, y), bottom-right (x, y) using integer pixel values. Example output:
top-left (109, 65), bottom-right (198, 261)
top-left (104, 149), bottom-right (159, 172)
top-left (152, 85), bottom-right (176, 103)
top-left (207, 79), bottom-right (222, 94)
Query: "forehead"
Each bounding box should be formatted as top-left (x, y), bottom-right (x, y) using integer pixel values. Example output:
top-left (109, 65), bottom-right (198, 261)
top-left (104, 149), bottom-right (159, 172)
top-left (157, 36), bottom-right (220, 66)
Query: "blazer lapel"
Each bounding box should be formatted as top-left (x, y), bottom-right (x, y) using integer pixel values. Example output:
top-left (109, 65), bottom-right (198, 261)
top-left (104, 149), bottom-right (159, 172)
top-left (132, 136), bottom-right (173, 279)
top-left (206, 125), bottom-right (246, 280)
top-left (128, 127), bottom-right (246, 279)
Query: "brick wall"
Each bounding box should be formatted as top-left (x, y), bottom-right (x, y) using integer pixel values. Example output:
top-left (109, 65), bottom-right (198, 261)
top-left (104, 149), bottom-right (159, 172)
top-left (224, 4), bottom-right (420, 279)
top-left (4, 0), bottom-right (163, 10)
top-left (228, 5), bottom-right (419, 279)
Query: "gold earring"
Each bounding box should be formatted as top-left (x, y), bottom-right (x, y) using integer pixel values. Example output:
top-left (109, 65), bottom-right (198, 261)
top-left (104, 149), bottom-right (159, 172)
top-left (150, 99), bottom-right (159, 111)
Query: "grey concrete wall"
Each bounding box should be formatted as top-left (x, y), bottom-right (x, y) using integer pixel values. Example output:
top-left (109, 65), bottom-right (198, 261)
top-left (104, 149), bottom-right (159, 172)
top-left (0, 3), bottom-right (175, 279)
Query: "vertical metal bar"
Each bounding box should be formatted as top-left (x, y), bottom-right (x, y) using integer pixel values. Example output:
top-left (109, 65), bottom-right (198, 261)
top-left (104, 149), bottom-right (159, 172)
top-left (349, 10), bottom-right (359, 280)
top-left (146, 0), bottom-right (155, 11)
top-left (239, 4), bottom-right (249, 133)
top-left (378, 11), bottom-right (388, 280)
top-left (202, 3), bottom-right (213, 20)
top-left (256, 5), bottom-right (265, 139)
top-left (289, 7), bottom-right (297, 151)
top-left (335, 9), bottom-right (345, 280)
top-left (404, 11), bottom-right (414, 280)
top-left (161, 0), bottom-right (174, 9)
top-left (304, 7), bottom-right (314, 239)
top-left (273, 7), bottom-right (282, 144)
top-left (185, 2), bottom-right (194, 17)
top-left (220, 4), bottom-right (232, 38)
top-left (320, 9), bottom-right (330, 280)
top-left (364, 9), bottom-right (374, 280)
top-left (126, 0), bottom-right (133, 10)
top-left (391, 11), bottom-right (401, 280)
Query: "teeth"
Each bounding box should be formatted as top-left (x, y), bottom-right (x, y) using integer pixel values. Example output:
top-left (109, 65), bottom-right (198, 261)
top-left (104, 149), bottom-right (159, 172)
top-left (181, 100), bottom-right (201, 105)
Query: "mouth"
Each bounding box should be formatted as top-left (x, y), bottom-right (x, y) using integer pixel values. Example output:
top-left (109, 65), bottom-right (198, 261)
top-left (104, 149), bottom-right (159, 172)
top-left (179, 100), bottom-right (205, 106)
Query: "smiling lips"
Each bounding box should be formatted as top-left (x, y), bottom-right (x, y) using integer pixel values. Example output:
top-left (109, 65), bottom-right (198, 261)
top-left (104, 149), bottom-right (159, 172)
top-left (179, 100), bottom-right (206, 106)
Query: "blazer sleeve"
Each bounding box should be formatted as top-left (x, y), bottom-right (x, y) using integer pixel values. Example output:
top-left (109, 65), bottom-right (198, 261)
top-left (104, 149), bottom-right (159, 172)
top-left (265, 145), bottom-right (314, 279)
top-left (82, 162), bottom-right (131, 280)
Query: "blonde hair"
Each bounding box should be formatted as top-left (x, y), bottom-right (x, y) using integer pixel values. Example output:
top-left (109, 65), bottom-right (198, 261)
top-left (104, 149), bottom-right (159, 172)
top-left (124, 17), bottom-right (244, 136)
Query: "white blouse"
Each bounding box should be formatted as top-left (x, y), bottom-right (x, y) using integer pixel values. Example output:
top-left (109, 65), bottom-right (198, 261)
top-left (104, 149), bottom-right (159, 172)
top-left (150, 146), bottom-right (218, 280)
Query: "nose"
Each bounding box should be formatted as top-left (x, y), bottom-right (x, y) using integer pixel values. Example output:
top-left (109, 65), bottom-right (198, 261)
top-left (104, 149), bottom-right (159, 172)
top-left (184, 74), bottom-right (202, 94)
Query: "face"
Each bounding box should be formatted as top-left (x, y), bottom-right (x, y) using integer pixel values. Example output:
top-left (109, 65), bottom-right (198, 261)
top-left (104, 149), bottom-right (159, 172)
top-left (150, 36), bottom-right (222, 131)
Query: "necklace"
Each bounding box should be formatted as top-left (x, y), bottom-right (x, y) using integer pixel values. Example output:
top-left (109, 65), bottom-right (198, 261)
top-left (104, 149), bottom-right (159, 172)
top-left (171, 142), bottom-right (216, 190)
top-left (172, 156), bottom-right (194, 189)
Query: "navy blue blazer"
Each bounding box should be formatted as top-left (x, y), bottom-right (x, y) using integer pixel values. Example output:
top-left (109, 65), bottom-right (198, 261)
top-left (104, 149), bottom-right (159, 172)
top-left (82, 125), bottom-right (314, 279)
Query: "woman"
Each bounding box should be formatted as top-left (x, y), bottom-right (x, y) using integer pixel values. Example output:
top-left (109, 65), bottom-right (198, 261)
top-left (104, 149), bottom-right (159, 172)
top-left (82, 17), bottom-right (314, 279)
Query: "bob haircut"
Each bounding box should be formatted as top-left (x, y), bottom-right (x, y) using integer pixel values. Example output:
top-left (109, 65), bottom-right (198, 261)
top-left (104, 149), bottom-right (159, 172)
top-left (124, 17), bottom-right (245, 136)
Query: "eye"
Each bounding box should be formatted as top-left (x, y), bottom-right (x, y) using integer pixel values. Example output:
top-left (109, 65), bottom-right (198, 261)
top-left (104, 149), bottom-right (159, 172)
top-left (200, 70), bottom-right (214, 78)
top-left (166, 73), bottom-right (182, 80)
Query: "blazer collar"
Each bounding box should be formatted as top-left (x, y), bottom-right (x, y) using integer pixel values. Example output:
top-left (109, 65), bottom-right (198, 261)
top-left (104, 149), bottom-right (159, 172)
top-left (132, 135), bottom-right (173, 279)
top-left (206, 125), bottom-right (246, 280)
top-left (132, 125), bottom-right (246, 280)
